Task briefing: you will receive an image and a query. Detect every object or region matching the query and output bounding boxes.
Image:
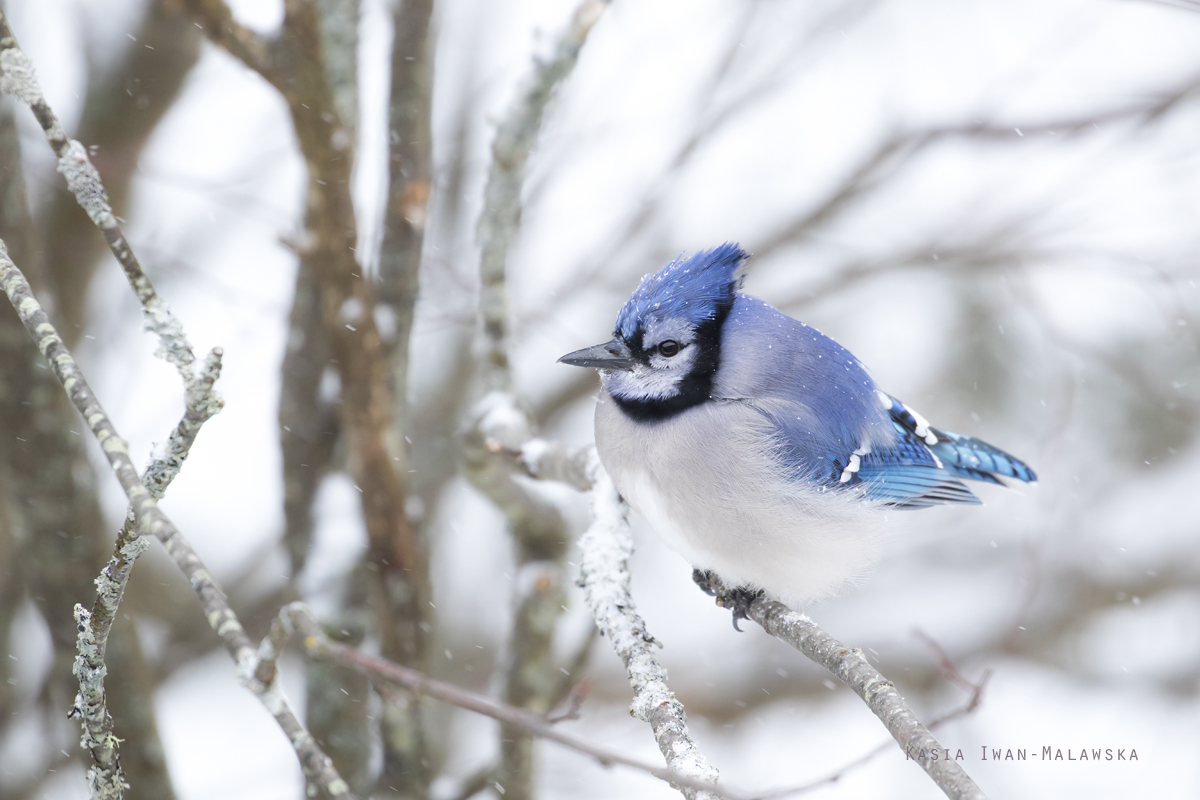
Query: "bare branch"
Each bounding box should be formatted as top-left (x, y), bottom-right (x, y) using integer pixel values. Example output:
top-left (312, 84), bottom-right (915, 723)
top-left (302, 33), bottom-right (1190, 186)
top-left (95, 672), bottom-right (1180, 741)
top-left (186, 0), bottom-right (435, 789)
top-left (70, 346), bottom-right (225, 799)
top-left (764, 635), bottom-right (992, 798)
top-left (0, 28), bottom-right (228, 791)
top-left (0, 11), bottom-right (199, 380)
top-left (703, 577), bottom-right (987, 800)
top-left (0, 244), bottom-right (354, 799)
top-left (71, 530), bottom-right (149, 800)
top-left (469, 5), bottom-right (614, 784)
top-left (461, 392), bottom-right (571, 797)
top-left (180, 0), bottom-right (280, 86)
top-left (476, 0), bottom-right (610, 389)
top-left (379, 0), bottom-right (434, 433)
top-left (280, 603), bottom-right (744, 800)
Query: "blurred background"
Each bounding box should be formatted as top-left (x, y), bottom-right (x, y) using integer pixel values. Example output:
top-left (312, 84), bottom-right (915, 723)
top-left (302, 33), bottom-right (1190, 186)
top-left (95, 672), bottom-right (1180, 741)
top-left (1, 0), bottom-right (1199, 798)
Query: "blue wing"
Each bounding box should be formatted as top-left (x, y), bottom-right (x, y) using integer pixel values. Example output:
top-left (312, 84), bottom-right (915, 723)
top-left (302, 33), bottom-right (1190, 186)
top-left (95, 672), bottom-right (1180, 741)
top-left (837, 395), bottom-right (1037, 509)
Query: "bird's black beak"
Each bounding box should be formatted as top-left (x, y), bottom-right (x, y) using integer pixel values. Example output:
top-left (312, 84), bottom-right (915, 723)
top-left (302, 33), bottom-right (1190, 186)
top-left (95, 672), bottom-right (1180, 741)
top-left (558, 338), bottom-right (635, 371)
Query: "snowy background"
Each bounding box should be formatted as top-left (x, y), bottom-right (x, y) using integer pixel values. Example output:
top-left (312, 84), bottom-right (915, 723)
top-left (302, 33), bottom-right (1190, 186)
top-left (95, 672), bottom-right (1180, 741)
top-left (2, 0), bottom-right (1200, 798)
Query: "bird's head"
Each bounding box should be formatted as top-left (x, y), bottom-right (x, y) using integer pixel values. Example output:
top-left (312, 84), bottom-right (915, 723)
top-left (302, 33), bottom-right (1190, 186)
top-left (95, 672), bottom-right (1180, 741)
top-left (559, 243), bottom-right (749, 419)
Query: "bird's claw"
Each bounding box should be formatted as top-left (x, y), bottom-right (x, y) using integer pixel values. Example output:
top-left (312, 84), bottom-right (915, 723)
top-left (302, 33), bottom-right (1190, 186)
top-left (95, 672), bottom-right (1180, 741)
top-left (692, 569), bottom-right (763, 632)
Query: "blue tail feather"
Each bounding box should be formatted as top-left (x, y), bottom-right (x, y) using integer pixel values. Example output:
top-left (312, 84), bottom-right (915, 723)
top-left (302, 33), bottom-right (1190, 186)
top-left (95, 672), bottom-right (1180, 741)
top-left (931, 431), bottom-right (1038, 484)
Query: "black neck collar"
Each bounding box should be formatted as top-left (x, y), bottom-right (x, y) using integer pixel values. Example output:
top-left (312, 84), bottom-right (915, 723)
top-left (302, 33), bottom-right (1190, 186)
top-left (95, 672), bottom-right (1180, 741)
top-left (610, 302), bottom-right (732, 423)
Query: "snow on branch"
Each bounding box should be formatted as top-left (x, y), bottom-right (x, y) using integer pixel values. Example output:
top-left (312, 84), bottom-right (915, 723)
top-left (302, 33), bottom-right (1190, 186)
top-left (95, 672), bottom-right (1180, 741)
top-left (465, 398), bottom-right (725, 799)
top-left (0, 242), bottom-right (354, 799)
top-left (576, 464), bottom-right (724, 800)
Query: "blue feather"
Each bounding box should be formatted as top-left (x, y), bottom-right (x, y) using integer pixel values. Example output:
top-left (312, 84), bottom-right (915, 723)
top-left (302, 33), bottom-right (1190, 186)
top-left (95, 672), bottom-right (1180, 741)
top-left (932, 430), bottom-right (1038, 484)
top-left (879, 394), bottom-right (1037, 485)
top-left (851, 427), bottom-right (982, 508)
top-left (836, 395), bottom-right (1036, 508)
top-left (615, 243), bottom-right (748, 340)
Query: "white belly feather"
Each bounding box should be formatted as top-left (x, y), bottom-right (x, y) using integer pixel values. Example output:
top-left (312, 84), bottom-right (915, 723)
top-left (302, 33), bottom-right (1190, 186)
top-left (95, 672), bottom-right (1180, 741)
top-left (595, 392), bottom-right (887, 609)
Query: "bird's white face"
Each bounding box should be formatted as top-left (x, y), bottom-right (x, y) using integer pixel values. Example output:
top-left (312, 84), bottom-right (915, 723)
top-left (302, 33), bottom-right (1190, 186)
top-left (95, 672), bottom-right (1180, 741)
top-left (603, 317), bottom-right (700, 402)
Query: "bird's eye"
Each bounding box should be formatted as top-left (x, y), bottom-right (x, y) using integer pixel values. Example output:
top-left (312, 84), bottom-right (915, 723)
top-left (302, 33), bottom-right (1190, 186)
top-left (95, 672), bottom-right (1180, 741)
top-left (657, 340), bottom-right (681, 357)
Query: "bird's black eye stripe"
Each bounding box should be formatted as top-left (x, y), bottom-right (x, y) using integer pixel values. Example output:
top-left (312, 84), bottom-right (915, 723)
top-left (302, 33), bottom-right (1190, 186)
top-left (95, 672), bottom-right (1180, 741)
top-left (657, 340), bottom-right (681, 357)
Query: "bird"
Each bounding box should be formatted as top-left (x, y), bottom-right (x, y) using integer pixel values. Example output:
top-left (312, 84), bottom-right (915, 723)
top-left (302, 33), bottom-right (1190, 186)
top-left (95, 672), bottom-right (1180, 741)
top-left (558, 243), bottom-right (1036, 627)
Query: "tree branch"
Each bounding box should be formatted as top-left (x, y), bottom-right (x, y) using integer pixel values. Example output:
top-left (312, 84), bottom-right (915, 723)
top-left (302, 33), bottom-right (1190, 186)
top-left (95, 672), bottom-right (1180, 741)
top-left (704, 576), bottom-right (988, 800)
top-left (468, 6), bottom-right (612, 789)
top-left (0, 11), bottom-right (198, 379)
top-left (186, 1), bottom-right (435, 789)
top-left (576, 462), bottom-right (724, 800)
top-left (277, 602), bottom-right (744, 800)
top-left (476, 0), bottom-right (610, 390)
top-left (70, 530), bottom-right (148, 800)
top-left (70, 347), bottom-right (224, 799)
top-left (181, 0), bottom-right (280, 87)
top-left (0, 243), bottom-right (354, 800)
top-left (763, 633), bottom-right (992, 798)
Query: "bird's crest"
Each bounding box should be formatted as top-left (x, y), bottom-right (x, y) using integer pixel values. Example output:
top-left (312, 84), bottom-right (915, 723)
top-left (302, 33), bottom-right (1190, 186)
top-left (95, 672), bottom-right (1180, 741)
top-left (615, 243), bottom-right (750, 340)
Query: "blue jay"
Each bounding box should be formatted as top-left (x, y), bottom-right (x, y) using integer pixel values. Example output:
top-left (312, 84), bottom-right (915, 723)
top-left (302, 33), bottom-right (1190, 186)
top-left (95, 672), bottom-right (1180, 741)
top-left (559, 243), bottom-right (1035, 626)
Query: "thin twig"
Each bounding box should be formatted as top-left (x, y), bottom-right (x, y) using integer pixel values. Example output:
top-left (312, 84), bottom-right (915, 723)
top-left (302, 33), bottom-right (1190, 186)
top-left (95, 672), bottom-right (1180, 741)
top-left (0, 243), bottom-right (354, 799)
top-left (279, 603), bottom-right (745, 800)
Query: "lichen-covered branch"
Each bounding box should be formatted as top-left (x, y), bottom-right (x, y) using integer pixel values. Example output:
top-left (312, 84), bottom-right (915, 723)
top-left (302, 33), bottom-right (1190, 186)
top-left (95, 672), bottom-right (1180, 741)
top-left (278, 603), bottom-right (742, 800)
top-left (0, 243), bottom-right (354, 800)
top-left (476, 0), bottom-right (610, 389)
top-left (41, 0), bottom-right (201, 348)
top-left (0, 11), bottom-right (197, 380)
top-left (71, 345), bottom-right (224, 800)
top-left (705, 577), bottom-right (988, 800)
top-left (71, 530), bottom-right (149, 800)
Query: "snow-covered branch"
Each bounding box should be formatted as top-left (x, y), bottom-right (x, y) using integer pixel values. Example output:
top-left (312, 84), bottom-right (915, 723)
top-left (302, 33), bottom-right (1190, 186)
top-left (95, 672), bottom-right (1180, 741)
top-left (576, 464), bottom-right (724, 800)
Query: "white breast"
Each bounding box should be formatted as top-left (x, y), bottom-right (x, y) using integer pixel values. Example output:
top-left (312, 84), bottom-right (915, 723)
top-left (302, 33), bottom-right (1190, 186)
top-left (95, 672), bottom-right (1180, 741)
top-left (594, 392), bottom-right (888, 609)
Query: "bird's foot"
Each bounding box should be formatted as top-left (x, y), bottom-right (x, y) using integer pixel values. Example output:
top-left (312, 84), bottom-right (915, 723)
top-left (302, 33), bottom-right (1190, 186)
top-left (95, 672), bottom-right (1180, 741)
top-left (692, 569), bottom-right (764, 632)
